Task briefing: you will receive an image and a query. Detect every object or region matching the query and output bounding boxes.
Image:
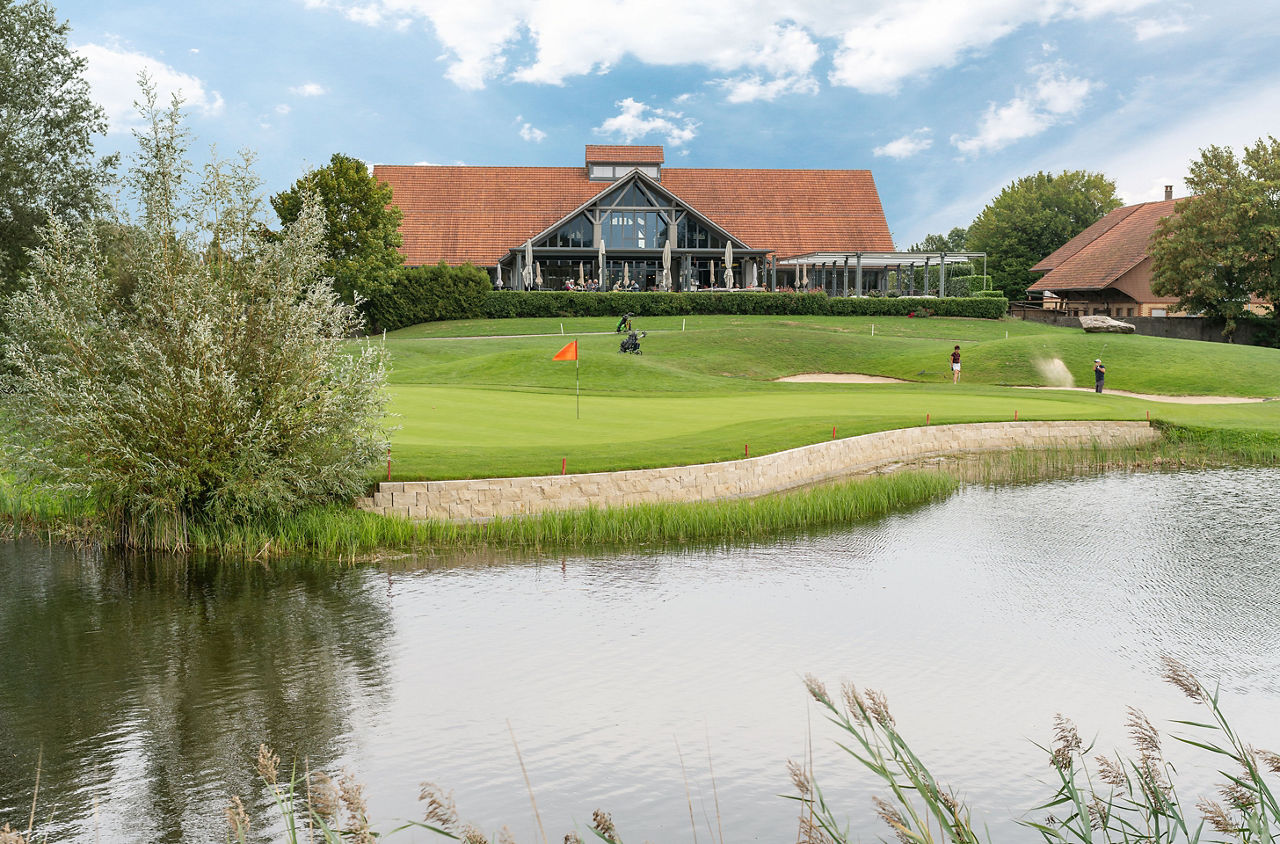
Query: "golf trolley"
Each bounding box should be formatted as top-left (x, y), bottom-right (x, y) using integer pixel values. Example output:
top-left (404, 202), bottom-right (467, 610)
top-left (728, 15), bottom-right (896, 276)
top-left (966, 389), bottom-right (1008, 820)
top-left (619, 330), bottom-right (646, 354)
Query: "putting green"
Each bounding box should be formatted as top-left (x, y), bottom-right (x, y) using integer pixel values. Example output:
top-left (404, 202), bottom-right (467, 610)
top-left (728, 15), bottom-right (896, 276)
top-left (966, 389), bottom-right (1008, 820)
top-left (377, 315), bottom-right (1280, 480)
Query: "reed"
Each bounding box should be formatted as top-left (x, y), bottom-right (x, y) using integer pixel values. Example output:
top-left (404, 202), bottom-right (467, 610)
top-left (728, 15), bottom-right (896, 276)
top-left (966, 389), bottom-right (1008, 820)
top-left (3, 423), bottom-right (1277, 557)
top-left (795, 657), bottom-right (1280, 844)
top-left (8, 663), bottom-right (1269, 844)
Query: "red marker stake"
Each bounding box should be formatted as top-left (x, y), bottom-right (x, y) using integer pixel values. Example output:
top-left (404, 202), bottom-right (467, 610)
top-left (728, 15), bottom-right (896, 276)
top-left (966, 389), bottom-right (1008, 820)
top-left (561, 457), bottom-right (567, 475)
top-left (926, 413), bottom-right (931, 426)
top-left (832, 425), bottom-right (837, 439)
top-left (1146, 410), bottom-right (1150, 421)
top-left (745, 444), bottom-right (750, 458)
top-left (1014, 410), bottom-right (1019, 421)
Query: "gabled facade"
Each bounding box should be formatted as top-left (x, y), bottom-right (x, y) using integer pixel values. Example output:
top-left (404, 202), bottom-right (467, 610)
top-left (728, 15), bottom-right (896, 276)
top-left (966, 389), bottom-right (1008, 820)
top-left (372, 144), bottom-right (894, 292)
top-left (1027, 195), bottom-right (1183, 317)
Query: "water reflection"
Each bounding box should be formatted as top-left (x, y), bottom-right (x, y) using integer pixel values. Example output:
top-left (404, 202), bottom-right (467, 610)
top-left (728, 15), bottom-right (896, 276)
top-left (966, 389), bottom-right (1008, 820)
top-left (1, 468), bottom-right (1278, 844)
top-left (0, 546), bottom-right (394, 843)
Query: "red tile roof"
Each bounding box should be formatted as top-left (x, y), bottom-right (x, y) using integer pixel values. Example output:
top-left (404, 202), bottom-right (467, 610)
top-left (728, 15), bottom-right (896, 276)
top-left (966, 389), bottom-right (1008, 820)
top-left (1027, 197), bottom-right (1182, 292)
top-left (373, 162), bottom-right (894, 266)
top-left (585, 145), bottom-right (664, 164)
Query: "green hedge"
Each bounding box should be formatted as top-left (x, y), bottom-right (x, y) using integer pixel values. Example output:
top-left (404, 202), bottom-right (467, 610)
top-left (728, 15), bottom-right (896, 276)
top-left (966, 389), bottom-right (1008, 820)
top-left (482, 290), bottom-right (1008, 320)
top-left (364, 262), bottom-right (491, 331)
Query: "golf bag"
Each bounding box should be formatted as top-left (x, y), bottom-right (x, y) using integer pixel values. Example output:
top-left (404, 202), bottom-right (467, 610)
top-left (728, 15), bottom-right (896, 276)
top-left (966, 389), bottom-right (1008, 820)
top-left (615, 313), bottom-right (635, 333)
top-left (619, 330), bottom-right (645, 354)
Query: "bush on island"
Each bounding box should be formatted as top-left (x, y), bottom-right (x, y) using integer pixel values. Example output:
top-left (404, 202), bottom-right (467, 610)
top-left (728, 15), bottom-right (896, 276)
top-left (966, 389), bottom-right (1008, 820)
top-left (0, 83), bottom-right (390, 544)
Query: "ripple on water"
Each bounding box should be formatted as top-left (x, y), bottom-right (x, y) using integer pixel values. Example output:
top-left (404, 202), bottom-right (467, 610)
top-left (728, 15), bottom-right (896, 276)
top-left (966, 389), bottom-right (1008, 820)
top-left (2, 468), bottom-right (1279, 843)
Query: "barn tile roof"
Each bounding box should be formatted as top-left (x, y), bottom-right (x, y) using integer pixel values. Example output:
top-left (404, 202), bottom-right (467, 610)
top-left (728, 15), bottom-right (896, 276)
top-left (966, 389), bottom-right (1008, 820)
top-left (373, 151), bottom-right (894, 267)
top-left (1027, 197), bottom-right (1182, 292)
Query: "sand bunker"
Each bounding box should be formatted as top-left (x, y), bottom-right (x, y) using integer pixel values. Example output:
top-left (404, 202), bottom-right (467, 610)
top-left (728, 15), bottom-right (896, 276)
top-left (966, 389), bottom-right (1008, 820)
top-left (776, 373), bottom-right (910, 384)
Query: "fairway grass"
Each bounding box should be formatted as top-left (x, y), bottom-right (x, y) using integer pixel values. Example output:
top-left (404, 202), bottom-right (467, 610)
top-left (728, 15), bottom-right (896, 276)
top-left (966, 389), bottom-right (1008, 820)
top-left (379, 314), bottom-right (1280, 480)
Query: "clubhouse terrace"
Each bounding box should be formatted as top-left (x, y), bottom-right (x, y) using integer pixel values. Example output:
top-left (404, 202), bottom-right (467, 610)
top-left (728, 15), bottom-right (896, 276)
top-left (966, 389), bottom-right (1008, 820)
top-left (374, 145), bottom-right (981, 295)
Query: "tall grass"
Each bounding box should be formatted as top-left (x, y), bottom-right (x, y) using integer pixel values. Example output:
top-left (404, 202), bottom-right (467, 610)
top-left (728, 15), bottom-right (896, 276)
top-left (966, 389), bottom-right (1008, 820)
top-left (3, 423), bottom-right (1277, 558)
top-left (8, 663), bottom-right (1271, 844)
top-left (795, 657), bottom-right (1280, 844)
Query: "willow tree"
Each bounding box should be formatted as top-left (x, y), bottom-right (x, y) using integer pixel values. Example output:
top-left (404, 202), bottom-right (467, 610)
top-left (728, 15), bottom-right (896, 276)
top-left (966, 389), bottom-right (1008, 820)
top-left (0, 83), bottom-right (389, 543)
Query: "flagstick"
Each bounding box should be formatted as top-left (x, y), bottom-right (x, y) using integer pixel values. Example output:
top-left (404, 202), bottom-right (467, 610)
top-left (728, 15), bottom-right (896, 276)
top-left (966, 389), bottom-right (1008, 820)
top-left (575, 343), bottom-right (580, 419)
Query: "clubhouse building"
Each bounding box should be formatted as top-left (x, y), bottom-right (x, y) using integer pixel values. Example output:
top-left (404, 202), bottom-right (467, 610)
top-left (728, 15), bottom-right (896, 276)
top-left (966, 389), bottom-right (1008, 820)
top-left (373, 145), bottom-right (979, 295)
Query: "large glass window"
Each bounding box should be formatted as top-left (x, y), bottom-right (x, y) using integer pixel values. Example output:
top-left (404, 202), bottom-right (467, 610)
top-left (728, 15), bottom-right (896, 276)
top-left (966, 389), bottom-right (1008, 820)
top-left (676, 217), bottom-right (726, 250)
top-left (602, 181), bottom-right (660, 208)
top-left (602, 211), bottom-right (668, 249)
top-left (538, 213), bottom-right (593, 248)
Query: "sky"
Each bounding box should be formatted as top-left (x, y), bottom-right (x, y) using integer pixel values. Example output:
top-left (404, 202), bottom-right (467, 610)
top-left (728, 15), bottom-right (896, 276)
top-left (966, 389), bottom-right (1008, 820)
top-left (54, 0), bottom-right (1280, 248)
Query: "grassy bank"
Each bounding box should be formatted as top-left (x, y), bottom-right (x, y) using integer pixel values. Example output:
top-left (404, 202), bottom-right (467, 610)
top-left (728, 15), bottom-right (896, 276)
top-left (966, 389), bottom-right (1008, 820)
top-left (5, 423), bottom-right (1277, 557)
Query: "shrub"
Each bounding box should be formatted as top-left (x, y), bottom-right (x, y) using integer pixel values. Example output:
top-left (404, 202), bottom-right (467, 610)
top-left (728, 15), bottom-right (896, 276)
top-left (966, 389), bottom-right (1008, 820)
top-left (0, 83), bottom-right (389, 542)
top-left (477, 291), bottom-right (1007, 321)
top-left (364, 262), bottom-right (490, 331)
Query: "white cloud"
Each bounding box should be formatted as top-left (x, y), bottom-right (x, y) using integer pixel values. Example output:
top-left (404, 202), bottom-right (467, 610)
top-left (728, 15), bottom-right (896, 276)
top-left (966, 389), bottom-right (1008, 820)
top-left (874, 129), bottom-right (934, 159)
top-left (716, 74), bottom-right (819, 104)
top-left (290, 82), bottom-right (328, 97)
top-left (519, 121), bottom-right (546, 142)
top-left (302, 0), bottom-right (1161, 98)
top-left (595, 98), bottom-right (698, 147)
top-left (76, 42), bottom-right (224, 133)
top-left (275, 104), bottom-right (292, 115)
top-left (1133, 14), bottom-right (1190, 40)
top-left (951, 64), bottom-right (1094, 155)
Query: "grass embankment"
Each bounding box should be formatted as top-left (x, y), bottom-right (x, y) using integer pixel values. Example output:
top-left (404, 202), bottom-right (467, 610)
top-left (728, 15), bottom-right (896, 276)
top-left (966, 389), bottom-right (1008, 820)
top-left (380, 315), bottom-right (1280, 479)
top-left (6, 423), bottom-right (1277, 557)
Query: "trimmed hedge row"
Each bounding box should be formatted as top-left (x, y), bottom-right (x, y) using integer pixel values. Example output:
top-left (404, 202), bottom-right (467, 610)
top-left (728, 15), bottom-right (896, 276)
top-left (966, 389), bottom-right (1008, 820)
top-left (363, 262), bottom-right (491, 331)
top-left (482, 290), bottom-right (1009, 320)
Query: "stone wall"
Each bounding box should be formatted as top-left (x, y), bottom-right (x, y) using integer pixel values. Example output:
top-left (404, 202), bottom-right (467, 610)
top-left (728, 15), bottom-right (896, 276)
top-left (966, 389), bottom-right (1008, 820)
top-left (1013, 309), bottom-right (1263, 345)
top-left (357, 420), bottom-right (1160, 522)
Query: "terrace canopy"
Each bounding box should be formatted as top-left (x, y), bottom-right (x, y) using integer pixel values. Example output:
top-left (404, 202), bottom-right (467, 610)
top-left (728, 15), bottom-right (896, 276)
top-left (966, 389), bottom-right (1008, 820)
top-left (778, 251), bottom-right (986, 296)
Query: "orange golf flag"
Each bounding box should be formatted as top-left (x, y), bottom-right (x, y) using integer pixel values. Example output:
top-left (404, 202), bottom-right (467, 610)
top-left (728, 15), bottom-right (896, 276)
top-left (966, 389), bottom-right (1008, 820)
top-left (552, 340), bottom-right (578, 361)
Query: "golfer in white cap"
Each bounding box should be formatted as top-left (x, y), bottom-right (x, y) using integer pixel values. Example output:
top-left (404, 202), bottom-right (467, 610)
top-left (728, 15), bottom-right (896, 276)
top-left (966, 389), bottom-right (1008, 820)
top-left (1093, 359), bottom-right (1105, 393)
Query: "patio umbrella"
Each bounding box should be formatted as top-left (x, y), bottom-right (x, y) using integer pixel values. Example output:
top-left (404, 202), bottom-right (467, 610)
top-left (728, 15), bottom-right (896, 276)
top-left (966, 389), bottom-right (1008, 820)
top-left (801, 263), bottom-right (809, 289)
top-left (723, 241), bottom-right (733, 287)
top-left (623, 262), bottom-right (630, 289)
top-left (522, 239), bottom-right (534, 289)
top-left (578, 261), bottom-right (585, 289)
top-left (598, 240), bottom-right (606, 287)
top-left (661, 239), bottom-right (672, 291)
top-left (535, 262), bottom-right (543, 289)
top-left (710, 260), bottom-right (716, 288)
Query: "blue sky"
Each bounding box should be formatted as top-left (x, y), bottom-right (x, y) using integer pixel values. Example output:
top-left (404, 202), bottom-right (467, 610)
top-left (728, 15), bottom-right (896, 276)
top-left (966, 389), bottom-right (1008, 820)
top-left (57, 0), bottom-right (1280, 247)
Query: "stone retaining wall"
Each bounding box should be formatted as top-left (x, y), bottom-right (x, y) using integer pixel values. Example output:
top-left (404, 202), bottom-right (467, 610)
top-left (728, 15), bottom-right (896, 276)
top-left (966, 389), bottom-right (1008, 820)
top-left (357, 420), bottom-right (1159, 522)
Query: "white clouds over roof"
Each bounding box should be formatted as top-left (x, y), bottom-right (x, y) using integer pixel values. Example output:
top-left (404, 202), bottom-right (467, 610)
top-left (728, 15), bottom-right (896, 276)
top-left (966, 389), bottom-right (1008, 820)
top-left (951, 64), bottom-right (1094, 155)
top-left (76, 42), bottom-right (224, 133)
top-left (301, 0), bottom-right (1158, 99)
top-left (595, 98), bottom-right (698, 147)
top-left (874, 129), bottom-right (934, 159)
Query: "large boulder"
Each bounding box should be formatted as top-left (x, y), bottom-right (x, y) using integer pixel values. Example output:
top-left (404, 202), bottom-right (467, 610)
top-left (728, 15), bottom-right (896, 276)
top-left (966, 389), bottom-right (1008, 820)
top-left (1080, 315), bottom-right (1136, 333)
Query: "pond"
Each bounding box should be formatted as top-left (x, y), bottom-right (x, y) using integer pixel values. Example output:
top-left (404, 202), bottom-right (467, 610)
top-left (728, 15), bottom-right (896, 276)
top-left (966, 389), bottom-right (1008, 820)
top-left (2, 468), bottom-right (1279, 843)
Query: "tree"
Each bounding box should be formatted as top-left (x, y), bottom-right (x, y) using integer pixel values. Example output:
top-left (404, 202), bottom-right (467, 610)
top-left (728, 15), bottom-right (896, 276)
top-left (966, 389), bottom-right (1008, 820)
top-left (0, 84), bottom-right (389, 541)
top-left (908, 226), bottom-right (968, 253)
top-left (271, 153), bottom-right (403, 305)
top-left (966, 171), bottom-right (1122, 301)
top-left (0, 0), bottom-right (116, 290)
top-left (1150, 137), bottom-right (1280, 336)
